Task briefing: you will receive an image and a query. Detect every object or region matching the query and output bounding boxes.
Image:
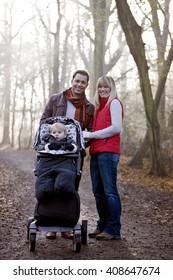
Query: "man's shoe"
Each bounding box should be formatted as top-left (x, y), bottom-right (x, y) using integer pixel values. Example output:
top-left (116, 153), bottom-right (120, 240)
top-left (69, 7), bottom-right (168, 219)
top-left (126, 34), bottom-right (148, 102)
top-left (96, 232), bottom-right (121, 241)
top-left (46, 232), bottom-right (56, 239)
top-left (61, 231), bottom-right (73, 239)
top-left (88, 229), bottom-right (102, 238)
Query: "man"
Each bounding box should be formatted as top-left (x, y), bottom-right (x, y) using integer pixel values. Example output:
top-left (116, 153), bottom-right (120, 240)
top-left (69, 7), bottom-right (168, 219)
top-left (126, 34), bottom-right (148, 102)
top-left (40, 70), bottom-right (94, 240)
top-left (40, 70), bottom-right (94, 131)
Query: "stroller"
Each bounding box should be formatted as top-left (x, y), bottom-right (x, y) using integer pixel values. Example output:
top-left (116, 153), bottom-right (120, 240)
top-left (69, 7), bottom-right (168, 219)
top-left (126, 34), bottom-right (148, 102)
top-left (27, 116), bottom-right (87, 253)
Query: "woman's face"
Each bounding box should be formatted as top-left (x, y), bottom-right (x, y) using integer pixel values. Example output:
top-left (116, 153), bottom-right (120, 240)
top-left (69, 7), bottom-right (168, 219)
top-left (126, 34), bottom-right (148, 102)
top-left (98, 85), bottom-right (111, 98)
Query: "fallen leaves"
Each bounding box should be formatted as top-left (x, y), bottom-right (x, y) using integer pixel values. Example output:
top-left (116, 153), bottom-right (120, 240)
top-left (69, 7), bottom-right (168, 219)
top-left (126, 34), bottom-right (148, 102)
top-left (118, 156), bottom-right (173, 192)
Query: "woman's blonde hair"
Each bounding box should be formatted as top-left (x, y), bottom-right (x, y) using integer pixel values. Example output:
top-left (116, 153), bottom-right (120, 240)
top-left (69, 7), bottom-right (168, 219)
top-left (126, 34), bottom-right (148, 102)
top-left (50, 122), bottom-right (67, 137)
top-left (94, 76), bottom-right (118, 108)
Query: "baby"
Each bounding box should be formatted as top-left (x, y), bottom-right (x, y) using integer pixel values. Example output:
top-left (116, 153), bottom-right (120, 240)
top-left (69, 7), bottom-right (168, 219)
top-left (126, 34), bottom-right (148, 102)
top-left (39, 122), bottom-right (78, 153)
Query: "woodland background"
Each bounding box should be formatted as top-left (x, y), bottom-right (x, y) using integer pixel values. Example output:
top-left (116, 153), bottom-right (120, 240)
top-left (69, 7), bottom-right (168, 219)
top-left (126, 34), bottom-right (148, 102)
top-left (0, 0), bottom-right (173, 177)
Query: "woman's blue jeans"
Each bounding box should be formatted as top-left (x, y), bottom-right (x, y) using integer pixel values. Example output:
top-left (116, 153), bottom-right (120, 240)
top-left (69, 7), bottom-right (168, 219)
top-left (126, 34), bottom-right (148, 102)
top-left (90, 153), bottom-right (121, 237)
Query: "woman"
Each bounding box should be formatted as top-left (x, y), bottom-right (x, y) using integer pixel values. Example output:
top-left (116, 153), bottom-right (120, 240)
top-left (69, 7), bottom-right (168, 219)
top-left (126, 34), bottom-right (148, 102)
top-left (83, 76), bottom-right (123, 240)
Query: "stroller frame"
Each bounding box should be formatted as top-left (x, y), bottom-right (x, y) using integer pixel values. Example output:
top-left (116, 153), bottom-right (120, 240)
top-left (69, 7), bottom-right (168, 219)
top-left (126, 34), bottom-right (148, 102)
top-left (27, 217), bottom-right (87, 253)
top-left (27, 116), bottom-right (87, 253)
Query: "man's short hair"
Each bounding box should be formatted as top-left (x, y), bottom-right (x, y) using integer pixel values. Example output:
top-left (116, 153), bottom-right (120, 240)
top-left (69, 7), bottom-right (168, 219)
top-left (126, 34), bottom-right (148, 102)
top-left (72, 70), bottom-right (89, 82)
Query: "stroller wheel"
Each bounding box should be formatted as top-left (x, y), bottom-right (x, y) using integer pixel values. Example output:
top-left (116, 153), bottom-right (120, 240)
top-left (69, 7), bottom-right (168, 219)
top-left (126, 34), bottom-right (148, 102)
top-left (29, 233), bottom-right (36, 252)
top-left (27, 217), bottom-right (35, 241)
top-left (73, 233), bottom-right (81, 253)
top-left (81, 220), bottom-right (87, 245)
top-left (74, 242), bottom-right (81, 253)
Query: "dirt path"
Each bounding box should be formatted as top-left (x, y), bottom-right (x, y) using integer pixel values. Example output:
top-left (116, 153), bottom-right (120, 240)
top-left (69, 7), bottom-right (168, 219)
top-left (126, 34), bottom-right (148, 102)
top-left (0, 148), bottom-right (172, 260)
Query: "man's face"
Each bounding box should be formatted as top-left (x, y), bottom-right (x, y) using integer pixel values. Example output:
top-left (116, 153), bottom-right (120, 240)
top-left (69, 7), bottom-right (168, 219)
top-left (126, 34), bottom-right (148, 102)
top-left (71, 74), bottom-right (88, 98)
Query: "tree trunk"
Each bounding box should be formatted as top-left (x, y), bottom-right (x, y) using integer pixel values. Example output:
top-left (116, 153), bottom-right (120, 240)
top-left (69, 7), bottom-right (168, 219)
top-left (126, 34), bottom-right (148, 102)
top-left (18, 92), bottom-right (26, 150)
top-left (92, 0), bottom-right (107, 92)
top-left (127, 132), bottom-right (149, 168)
top-left (52, 1), bottom-right (62, 93)
top-left (1, 38), bottom-right (11, 145)
top-left (115, 0), bottom-right (167, 177)
top-left (148, 0), bottom-right (171, 138)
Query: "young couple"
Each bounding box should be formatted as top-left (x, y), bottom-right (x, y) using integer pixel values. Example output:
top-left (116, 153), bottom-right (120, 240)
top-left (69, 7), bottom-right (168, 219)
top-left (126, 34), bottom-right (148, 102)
top-left (39, 70), bottom-right (123, 241)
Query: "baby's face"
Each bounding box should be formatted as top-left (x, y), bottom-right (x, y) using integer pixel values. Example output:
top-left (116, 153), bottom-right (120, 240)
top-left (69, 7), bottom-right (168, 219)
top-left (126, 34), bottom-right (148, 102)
top-left (51, 129), bottom-right (65, 140)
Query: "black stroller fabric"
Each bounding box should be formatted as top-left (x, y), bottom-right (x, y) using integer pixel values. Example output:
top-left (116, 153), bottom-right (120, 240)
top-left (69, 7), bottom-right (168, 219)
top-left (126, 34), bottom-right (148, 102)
top-left (35, 157), bottom-right (77, 201)
top-left (34, 192), bottom-right (80, 227)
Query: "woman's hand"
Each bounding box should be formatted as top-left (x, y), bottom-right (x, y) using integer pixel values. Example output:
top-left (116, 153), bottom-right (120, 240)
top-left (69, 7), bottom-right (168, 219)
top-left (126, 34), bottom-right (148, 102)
top-left (83, 131), bottom-right (92, 139)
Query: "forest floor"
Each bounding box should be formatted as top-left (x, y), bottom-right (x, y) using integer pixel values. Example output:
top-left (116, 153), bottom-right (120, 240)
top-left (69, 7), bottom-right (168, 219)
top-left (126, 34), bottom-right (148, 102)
top-left (0, 147), bottom-right (173, 260)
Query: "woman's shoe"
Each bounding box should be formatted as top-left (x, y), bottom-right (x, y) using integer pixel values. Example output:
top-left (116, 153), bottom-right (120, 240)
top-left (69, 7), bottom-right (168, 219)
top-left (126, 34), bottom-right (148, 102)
top-left (96, 232), bottom-right (121, 241)
top-left (88, 229), bottom-right (102, 238)
top-left (46, 232), bottom-right (57, 239)
top-left (61, 231), bottom-right (73, 239)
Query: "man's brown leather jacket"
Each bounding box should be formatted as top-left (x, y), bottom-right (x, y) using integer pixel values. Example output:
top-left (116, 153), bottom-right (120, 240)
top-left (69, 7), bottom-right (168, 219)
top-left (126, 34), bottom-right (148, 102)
top-left (40, 89), bottom-right (94, 131)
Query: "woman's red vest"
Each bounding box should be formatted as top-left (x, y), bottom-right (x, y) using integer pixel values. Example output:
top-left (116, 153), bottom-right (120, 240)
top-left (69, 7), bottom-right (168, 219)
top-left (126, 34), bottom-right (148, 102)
top-left (89, 99), bottom-right (123, 155)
